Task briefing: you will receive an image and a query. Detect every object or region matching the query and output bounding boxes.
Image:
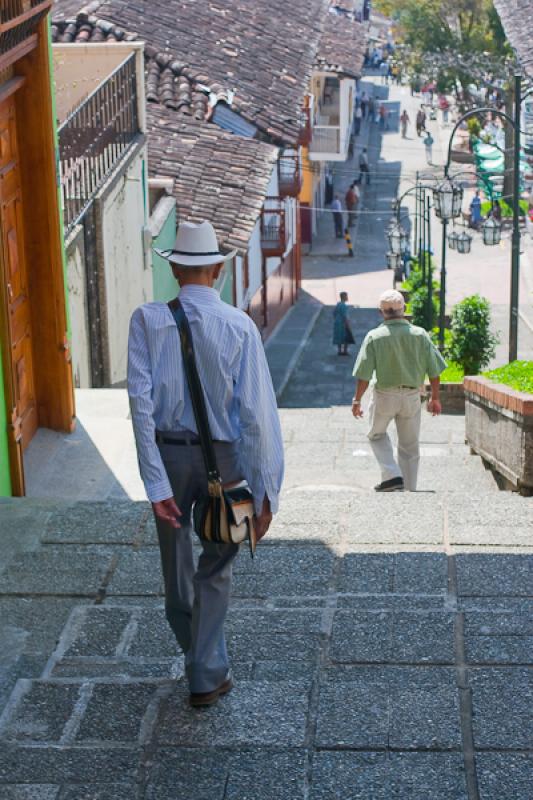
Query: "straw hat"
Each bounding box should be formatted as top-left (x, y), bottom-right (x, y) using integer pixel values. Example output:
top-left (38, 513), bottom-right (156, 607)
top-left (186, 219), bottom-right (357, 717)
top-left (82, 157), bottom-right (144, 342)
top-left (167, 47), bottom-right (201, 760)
top-left (154, 221), bottom-right (237, 267)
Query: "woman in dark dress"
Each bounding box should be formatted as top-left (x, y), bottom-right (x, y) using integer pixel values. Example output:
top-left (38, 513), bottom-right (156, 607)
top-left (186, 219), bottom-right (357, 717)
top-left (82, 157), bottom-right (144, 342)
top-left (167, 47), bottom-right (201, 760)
top-left (333, 292), bottom-right (355, 356)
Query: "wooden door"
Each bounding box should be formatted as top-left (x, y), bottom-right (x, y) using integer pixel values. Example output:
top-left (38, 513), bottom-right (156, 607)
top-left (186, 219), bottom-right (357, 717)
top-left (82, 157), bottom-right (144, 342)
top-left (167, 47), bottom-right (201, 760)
top-left (0, 95), bottom-right (37, 453)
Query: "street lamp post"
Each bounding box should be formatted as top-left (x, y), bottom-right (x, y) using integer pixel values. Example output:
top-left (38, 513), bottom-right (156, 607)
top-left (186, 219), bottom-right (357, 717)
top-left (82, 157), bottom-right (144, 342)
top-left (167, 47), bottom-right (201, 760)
top-left (436, 74), bottom-right (523, 360)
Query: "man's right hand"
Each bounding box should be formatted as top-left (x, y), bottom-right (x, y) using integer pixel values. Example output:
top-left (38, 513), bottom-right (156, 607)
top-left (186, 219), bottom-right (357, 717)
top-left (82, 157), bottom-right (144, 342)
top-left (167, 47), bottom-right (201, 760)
top-left (254, 497), bottom-right (272, 542)
top-left (152, 497), bottom-right (182, 529)
top-left (428, 398), bottom-right (442, 416)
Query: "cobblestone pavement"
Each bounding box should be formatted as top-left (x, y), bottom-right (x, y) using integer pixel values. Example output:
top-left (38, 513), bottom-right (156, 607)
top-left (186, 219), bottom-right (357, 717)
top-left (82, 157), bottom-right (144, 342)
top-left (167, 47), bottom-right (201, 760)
top-left (1, 312), bottom-right (532, 798)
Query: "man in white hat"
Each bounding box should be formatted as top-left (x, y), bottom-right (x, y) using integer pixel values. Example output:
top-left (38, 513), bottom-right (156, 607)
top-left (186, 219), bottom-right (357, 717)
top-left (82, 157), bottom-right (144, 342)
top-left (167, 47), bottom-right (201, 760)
top-left (351, 289), bottom-right (446, 491)
top-left (127, 221), bottom-right (284, 706)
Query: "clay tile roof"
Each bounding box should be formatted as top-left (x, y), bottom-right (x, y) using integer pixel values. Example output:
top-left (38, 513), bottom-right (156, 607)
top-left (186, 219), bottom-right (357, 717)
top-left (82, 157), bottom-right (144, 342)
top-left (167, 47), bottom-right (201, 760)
top-left (493, 0), bottom-right (533, 77)
top-left (60, 0), bottom-right (329, 146)
top-left (316, 7), bottom-right (366, 77)
top-left (147, 106), bottom-right (278, 254)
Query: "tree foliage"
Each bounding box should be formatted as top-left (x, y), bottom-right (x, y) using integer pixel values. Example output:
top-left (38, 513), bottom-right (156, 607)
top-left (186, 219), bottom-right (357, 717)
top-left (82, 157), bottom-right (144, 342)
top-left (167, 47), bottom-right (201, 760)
top-left (375, 0), bottom-right (511, 94)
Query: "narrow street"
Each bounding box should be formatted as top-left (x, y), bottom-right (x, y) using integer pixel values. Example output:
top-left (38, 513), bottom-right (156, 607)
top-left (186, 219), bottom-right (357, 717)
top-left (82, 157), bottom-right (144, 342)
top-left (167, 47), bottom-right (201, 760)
top-left (0, 72), bottom-right (532, 799)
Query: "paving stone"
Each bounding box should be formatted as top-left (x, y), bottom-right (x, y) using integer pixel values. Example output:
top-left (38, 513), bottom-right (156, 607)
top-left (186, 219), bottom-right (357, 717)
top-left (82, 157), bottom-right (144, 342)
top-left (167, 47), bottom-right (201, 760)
top-left (338, 553), bottom-right (448, 595)
top-left (476, 753), bottom-right (533, 800)
top-left (310, 752), bottom-right (467, 799)
top-left (343, 495), bottom-right (444, 544)
top-left (146, 749), bottom-right (230, 800)
top-left (470, 667), bottom-right (533, 748)
top-left (456, 554), bottom-right (533, 597)
top-left (232, 546), bottom-right (336, 598)
top-left (0, 547), bottom-right (116, 597)
top-left (0, 599), bottom-right (79, 657)
top-left (76, 683), bottom-right (159, 743)
top-left (43, 502), bottom-right (149, 544)
top-left (338, 594), bottom-right (447, 611)
top-left (59, 786), bottom-right (136, 800)
top-left (1, 682), bottom-right (80, 743)
top-left (106, 550), bottom-right (164, 596)
top-left (127, 610), bottom-right (178, 658)
top-left (62, 608), bottom-right (132, 658)
top-left (465, 611), bottom-right (533, 664)
top-left (225, 749), bottom-right (307, 800)
top-left (51, 659), bottom-right (182, 680)
top-left (330, 611), bottom-right (454, 664)
top-left (0, 745), bottom-right (140, 783)
top-left (1, 787), bottom-right (59, 800)
top-left (157, 680), bottom-right (309, 747)
top-left (317, 667), bottom-right (461, 749)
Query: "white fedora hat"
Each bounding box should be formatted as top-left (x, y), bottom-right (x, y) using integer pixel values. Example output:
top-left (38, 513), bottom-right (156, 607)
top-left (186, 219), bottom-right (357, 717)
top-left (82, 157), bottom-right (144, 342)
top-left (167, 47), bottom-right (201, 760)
top-left (154, 220), bottom-right (237, 267)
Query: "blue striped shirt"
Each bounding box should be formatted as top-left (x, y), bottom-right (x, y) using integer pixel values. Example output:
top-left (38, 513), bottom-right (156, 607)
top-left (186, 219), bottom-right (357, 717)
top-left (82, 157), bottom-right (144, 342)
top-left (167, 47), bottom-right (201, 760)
top-left (127, 285), bottom-right (284, 513)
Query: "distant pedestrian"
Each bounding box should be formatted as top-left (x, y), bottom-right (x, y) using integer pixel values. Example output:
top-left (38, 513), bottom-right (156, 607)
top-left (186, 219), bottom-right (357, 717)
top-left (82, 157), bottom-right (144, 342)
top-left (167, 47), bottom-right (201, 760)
top-left (491, 198), bottom-right (502, 223)
top-left (469, 190), bottom-right (482, 230)
top-left (359, 148), bottom-right (370, 185)
top-left (438, 95), bottom-right (450, 125)
top-left (331, 194), bottom-right (344, 238)
top-left (354, 105), bottom-right (363, 135)
top-left (345, 182), bottom-right (360, 226)
top-left (361, 91), bottom-right (368, 118)
top-left (351, 290), bottom-right (446, 492)
top-left (368, 96), bottom-right (375, 119)
top-left (416, 109), bottom-right (426, 137)
top-left (379, 103), bottom-right (389, 130)
top-left (333, 292), bottom-right (355, 356)
top-left (423, 132), bottom-right (434, 164)
top-left (400, 109), bottom-right (410, 138)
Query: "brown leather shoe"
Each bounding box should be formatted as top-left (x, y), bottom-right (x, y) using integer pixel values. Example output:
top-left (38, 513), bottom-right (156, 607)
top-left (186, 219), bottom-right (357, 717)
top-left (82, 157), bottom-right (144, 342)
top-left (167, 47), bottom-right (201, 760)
top-left (189, 677), bottom-right (233, 708)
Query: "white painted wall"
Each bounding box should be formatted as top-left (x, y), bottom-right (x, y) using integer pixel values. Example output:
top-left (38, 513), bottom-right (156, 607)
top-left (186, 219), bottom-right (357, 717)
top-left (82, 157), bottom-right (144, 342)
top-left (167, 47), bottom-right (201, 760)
top-left (101, 147), bottom-right (152, 385)
top-left (247, 221), bottom-right (263, 304)
top-left (66, 225), bottom-right (92, 389)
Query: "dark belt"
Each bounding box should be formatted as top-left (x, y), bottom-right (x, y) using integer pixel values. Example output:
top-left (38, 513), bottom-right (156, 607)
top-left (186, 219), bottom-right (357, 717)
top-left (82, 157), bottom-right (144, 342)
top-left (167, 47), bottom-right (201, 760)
top-left (398, 385), bottom-right (418, 389)
top-left (156, 432), bottom-right (201, 446)
top-left (156, 432), bottom-right (227, 446)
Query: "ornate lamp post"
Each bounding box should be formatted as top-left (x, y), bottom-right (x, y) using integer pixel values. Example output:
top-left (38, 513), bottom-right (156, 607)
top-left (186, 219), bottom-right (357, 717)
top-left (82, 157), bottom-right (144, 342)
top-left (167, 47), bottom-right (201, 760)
top-left (482, 216), bottom-right (502, 246)
top-left (388, 224), bottom-right (408, 255)
top-left (433, 174), bottom-right (464, 348)
top-left (448, 230), bottom-right (459, 250)
top-left (456, 231), bottom-right (473, 254)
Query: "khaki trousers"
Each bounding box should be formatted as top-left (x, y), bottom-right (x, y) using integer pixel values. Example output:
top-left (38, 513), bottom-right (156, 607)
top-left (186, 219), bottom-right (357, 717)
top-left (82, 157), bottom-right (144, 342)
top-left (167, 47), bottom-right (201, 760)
top-left (367, 387), bottom-right (422, 490)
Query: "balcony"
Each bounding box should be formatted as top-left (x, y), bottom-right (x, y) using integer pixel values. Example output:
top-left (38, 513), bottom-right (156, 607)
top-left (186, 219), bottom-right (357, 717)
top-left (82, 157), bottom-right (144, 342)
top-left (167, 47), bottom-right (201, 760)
top-left (278, 151), bottom-right (302, 198)
top-left (58, 50), bottom-right (141, 234)
top-left (0, 0), bottom-right (52, 69)
top-left (308, 75), bottom-right (353, 161)
top-left (298, 94), bottom-right (313, 146)
top-left (261, 198), bottom-right (286, 258)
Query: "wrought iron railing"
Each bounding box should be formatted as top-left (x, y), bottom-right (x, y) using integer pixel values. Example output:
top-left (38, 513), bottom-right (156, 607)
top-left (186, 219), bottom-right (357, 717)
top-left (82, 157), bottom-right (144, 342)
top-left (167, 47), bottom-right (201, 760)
top-left (261, 198), bottom-right (286, 257)
top-left (0, 0), bottom-right (51, 65)
top-left (58, 52), bottom-right (140, 234)
top-left (278, 151), bottom-right (302, 198)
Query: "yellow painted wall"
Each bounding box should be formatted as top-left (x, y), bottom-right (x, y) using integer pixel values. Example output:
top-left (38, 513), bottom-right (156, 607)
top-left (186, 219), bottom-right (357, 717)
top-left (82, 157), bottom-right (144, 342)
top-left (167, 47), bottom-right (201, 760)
top-left (300, 147), bottom-right (314, 204)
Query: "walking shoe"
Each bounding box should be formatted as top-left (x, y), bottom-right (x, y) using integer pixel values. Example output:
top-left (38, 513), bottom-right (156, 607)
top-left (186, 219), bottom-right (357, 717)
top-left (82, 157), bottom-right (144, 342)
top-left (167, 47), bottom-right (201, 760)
top-left (189, 677), bottom-right (233, 708)
top-left (374, 477), bottom-right (404, 492)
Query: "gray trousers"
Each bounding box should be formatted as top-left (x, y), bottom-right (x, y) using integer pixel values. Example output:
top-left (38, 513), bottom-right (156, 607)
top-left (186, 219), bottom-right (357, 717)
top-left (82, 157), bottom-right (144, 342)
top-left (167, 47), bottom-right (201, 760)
top-left (155, 438), bottom-right (241, 693)
top-left (367, 388), bottom-right (422, 490)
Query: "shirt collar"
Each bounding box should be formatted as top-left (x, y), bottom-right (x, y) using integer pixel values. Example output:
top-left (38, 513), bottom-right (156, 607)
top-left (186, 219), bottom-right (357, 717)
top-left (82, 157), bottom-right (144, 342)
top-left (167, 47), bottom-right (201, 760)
top-left (383, 318), bottom-right (410, 325)
top-left (178, 285), bottom-right (221, 305)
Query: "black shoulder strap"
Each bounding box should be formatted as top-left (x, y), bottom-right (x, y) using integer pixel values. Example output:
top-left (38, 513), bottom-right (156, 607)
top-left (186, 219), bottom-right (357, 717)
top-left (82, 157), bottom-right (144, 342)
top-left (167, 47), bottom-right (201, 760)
top-left (168, 297), bottom-right (221, 487)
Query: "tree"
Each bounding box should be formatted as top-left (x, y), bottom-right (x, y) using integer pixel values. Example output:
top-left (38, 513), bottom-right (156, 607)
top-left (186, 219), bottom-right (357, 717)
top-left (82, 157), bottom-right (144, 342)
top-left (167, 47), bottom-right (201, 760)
top-left (447, 295), bottom-right (499, 375)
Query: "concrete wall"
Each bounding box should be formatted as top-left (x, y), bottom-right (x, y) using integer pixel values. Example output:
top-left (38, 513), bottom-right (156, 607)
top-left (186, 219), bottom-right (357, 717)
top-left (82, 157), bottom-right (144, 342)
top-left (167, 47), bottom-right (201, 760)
top-left (100, 146), bottom-right (152, 386)
top-left (65, 225), bottom-right (91, 389)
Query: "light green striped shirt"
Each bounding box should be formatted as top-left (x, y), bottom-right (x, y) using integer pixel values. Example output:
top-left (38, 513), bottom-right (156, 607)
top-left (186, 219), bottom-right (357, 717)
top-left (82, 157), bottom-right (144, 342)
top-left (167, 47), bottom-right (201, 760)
top-left (353, 319), bottom-right (446, 389)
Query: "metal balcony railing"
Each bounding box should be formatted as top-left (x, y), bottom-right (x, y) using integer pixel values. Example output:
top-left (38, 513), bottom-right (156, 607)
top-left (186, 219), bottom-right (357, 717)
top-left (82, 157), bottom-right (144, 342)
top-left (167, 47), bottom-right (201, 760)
top-left (298, 95), bottom-right (313, 146)
top-left (58, 52), bottom-right (140, 234)
top-left (0, 0), bottom-right (51, 66)
top-left (261, 198), bottom-right (286, 258)
top-left (278, 152), bottom-right (302, 198)
top-left (309, 126), bottom-right (341, 155)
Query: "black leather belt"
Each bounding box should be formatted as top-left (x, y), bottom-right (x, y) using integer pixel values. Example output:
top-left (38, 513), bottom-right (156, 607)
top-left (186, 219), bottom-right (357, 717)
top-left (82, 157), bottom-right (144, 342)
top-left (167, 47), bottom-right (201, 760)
top-left (398, 385), bottom-right (418, 389)
top-left (156, 433), bottom-right (201, 446)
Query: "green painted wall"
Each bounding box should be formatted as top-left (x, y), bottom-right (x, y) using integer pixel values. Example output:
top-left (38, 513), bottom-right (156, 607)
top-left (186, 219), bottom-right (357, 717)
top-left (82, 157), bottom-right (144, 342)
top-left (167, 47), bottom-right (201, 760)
top-left (0, 355), bottom-right (11, 496)
top-left (152, 204), bottom-right (179, 302)
top-left (217, 264), bottom-right (234, 305)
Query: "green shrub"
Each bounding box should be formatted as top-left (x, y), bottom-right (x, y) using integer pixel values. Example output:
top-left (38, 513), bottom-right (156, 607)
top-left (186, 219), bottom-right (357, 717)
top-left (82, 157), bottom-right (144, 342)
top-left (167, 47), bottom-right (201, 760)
top-left (467, 117), bottom-right (482, 138)
top-left (410, 286), bottom-right (439, 331)
top-left (448, 295), bottom-right (499, 375)
top-left (439, 362), bottom-right (465, 383)
top-left (480, 199), bottom-right (528, 218)
top-left (483, 361), bottom-right (533, 394)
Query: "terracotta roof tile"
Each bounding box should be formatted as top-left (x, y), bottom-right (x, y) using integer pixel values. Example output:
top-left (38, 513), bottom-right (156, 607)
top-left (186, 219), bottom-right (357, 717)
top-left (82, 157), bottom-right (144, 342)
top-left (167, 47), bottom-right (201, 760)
top-left (317, 6), bottom-right (366, 77)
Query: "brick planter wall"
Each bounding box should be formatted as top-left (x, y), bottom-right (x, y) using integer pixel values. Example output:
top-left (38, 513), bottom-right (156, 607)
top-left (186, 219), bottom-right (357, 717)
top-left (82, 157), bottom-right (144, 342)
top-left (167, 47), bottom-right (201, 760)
top-left (464, 376), bottom-right (533, 493)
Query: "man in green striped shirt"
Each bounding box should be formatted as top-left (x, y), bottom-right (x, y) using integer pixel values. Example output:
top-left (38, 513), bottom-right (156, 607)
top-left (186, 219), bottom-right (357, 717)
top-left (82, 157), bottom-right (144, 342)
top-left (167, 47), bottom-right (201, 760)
top-left (352, 290), bottom-right (446, 491)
